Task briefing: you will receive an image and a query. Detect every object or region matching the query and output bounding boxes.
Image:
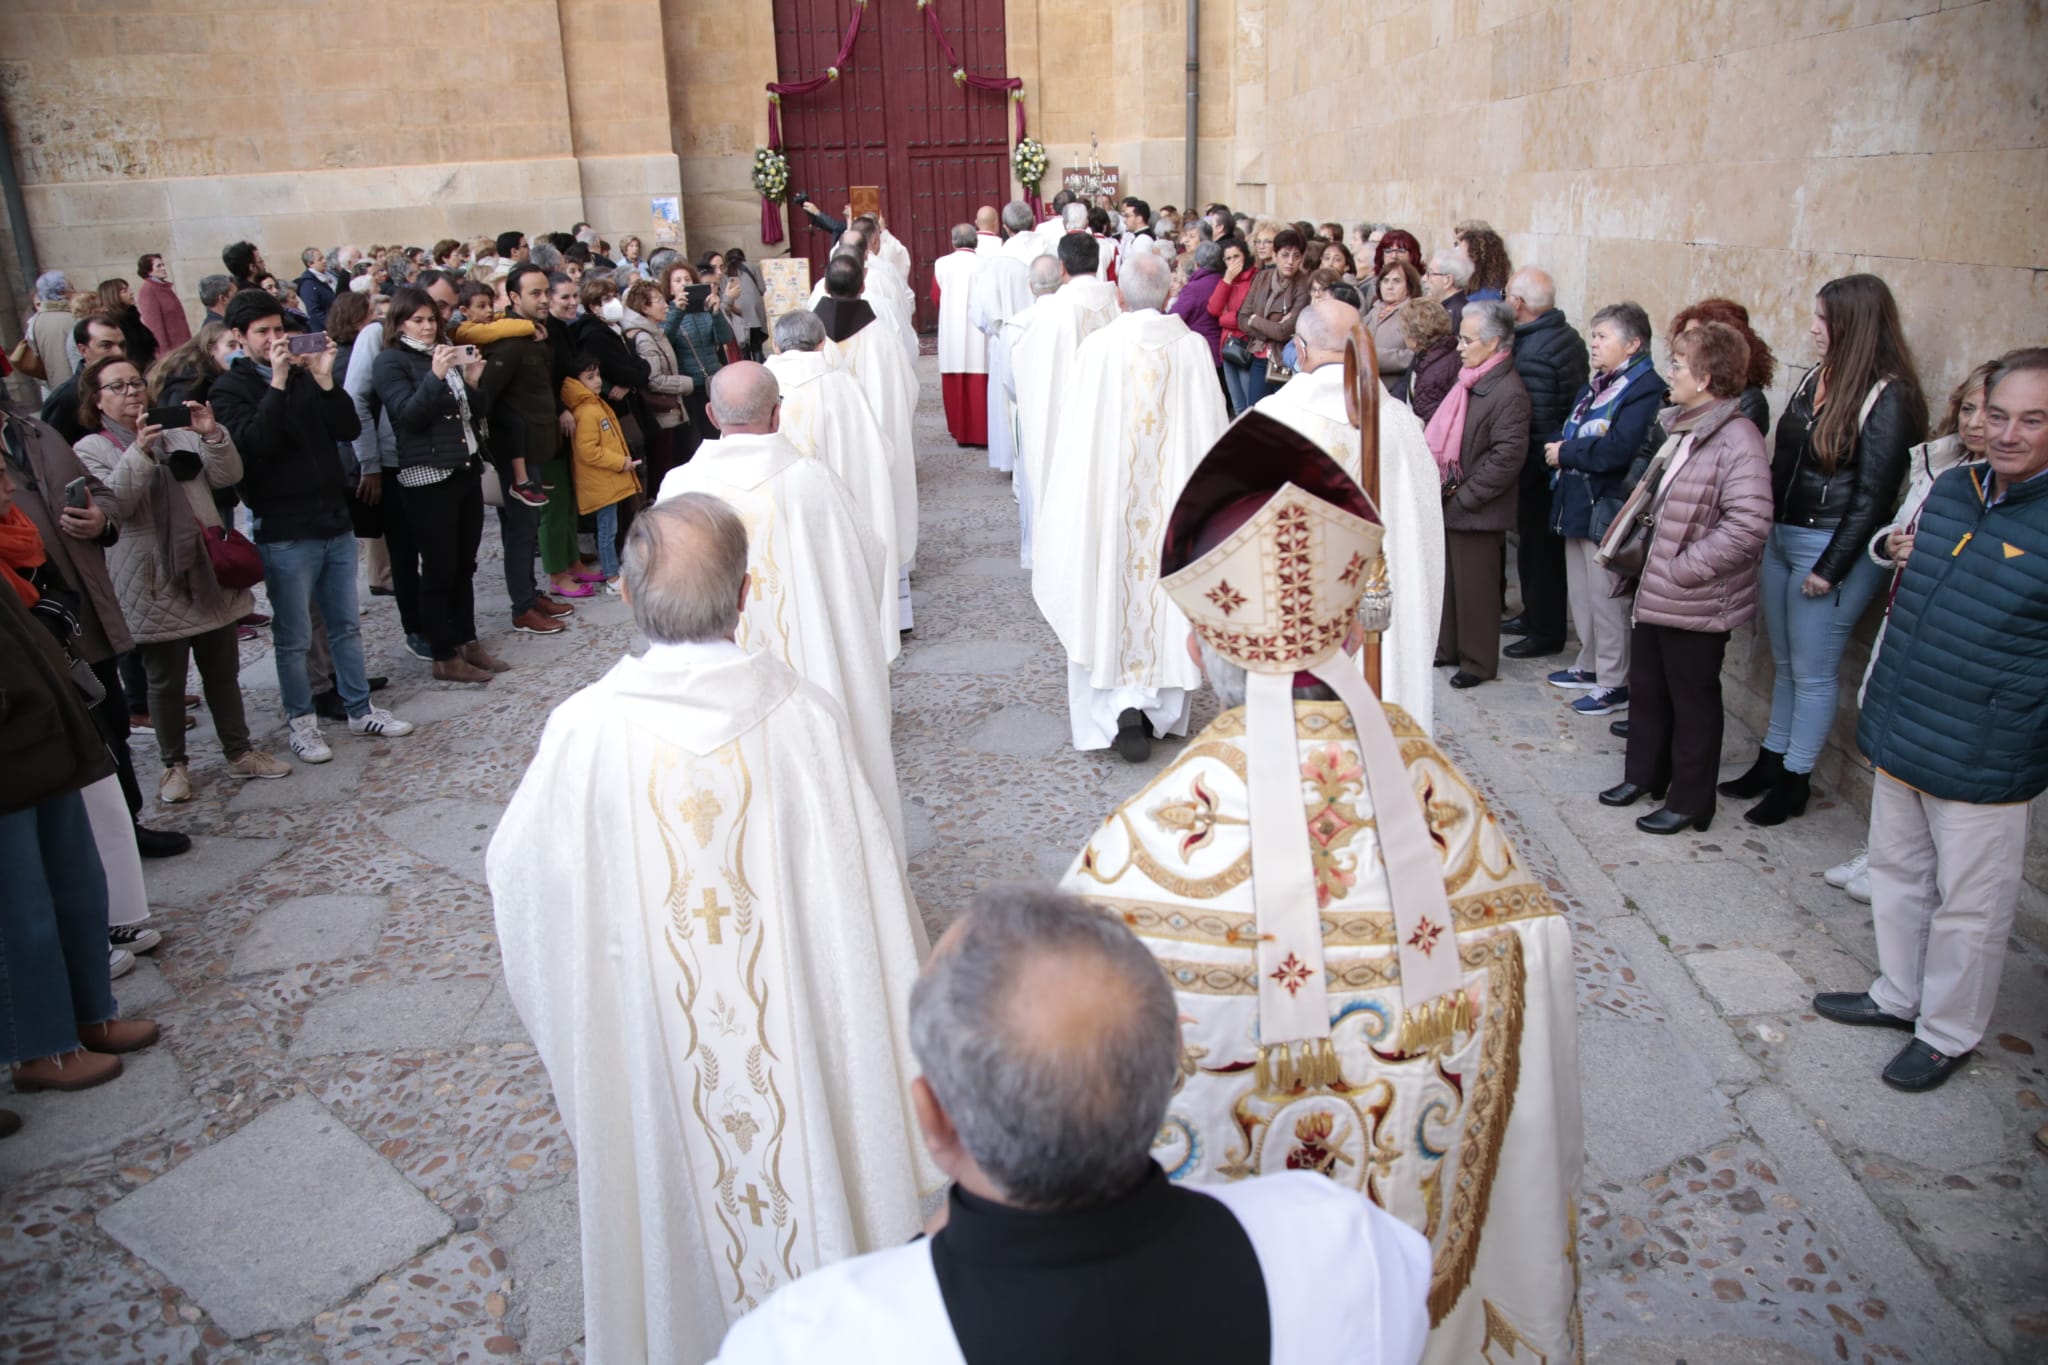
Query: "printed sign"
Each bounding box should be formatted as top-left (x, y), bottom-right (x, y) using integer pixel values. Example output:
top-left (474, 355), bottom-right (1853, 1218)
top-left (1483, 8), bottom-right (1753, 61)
top-left (651, 195), bottom-right (682, 244)
top-left (1059, 166), bottom-right (1121, 200)
top-left (761, 257), bottom-right (812, 335)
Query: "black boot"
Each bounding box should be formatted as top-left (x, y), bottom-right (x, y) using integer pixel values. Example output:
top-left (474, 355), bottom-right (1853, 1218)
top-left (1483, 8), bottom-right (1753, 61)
top-left (1717, 746), bottom-right (1784, 799)
top-left (1744, 770), bottom-right (1811, 826)
top-left (1113, 708), bottom-right (1153, 763)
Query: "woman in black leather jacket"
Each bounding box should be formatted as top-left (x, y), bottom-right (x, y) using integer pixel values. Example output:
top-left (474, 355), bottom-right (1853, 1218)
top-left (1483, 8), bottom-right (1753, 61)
top-left (1720, 274), bottom-right (1926, 825)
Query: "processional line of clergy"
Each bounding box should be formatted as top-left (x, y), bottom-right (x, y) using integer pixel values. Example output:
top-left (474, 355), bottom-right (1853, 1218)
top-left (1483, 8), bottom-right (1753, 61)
top-left (488, 200), bottom-right (1584, 1365)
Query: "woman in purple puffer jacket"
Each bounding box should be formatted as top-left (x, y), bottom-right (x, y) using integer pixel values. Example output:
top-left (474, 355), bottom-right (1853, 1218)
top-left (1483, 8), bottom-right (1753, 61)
top-left (1170, 240), bottom-right (1226, 365)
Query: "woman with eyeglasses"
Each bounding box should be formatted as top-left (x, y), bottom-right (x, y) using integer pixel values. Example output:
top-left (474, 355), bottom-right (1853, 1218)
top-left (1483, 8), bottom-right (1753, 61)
top-left (71, 356), bottom-right (290, 802)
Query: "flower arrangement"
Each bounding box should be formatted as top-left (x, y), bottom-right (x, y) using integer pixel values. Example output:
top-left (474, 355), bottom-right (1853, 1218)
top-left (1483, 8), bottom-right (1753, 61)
top-left (752, 147), bottom-right (790, 201)
top-left (1012, 136), bottom-right (1048, 193)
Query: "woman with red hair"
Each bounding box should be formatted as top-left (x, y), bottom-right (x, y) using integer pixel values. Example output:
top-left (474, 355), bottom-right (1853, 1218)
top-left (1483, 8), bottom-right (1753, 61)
top-left (1669, 298), bottom-right (1777, 436)
top-left (1372, 229), bottom-right (1422, 283)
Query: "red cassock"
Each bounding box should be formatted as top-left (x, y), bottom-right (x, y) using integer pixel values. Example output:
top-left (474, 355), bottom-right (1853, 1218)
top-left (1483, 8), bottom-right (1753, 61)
top-left (931, 255), bottom-right (990, 447)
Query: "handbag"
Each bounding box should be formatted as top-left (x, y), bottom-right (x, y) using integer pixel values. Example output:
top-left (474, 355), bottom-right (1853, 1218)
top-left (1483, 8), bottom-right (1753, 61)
top-left (1222, 336), bottom-right (1254, 369)
top-left (479, 463), bottom-right (504, 508)
top-left (1265, 350), bottom-right (1295, 386)
top-left (9, 336), bottom-right (45, 381)
top-left (203, 524), bottom-right (265, 590)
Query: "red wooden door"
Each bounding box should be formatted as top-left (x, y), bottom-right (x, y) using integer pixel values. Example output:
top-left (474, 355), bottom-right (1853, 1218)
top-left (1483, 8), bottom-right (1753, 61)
top-left (772, 0), bottom-right (1010, 331)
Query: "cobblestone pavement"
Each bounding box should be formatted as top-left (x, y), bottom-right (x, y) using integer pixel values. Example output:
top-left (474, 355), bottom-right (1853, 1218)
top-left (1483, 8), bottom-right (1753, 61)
top-left (2, 357), bottom-right (2040, 1364)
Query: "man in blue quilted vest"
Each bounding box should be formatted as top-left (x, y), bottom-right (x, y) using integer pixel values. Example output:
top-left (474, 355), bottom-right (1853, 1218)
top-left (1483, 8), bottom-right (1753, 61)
top-left (1815, 347), bottom-right (2048, 1092)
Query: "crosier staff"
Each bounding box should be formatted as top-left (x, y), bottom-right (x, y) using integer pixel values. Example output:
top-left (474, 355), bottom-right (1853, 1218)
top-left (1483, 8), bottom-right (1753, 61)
top-left (1343, 322), bottom-right (1391, 697)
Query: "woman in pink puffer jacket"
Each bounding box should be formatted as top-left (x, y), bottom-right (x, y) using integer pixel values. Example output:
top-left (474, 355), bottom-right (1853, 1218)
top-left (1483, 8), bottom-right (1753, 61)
top-left (1598, 321), bottom-right (1773, 834)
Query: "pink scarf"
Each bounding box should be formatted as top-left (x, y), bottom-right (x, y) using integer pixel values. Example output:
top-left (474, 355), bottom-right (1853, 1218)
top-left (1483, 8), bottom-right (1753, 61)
top-left (1423, 348), bottom-right (1510, 482)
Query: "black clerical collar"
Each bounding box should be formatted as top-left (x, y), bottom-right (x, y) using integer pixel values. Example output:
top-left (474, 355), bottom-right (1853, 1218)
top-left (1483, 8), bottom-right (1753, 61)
top-left (936, 1163), bottom-right (1176, 1269)
top-left (813, 297), bottom-right (876, 343)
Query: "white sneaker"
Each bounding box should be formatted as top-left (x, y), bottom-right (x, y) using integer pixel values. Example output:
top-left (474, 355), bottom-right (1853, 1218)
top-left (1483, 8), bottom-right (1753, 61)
top-left (109, 947), bottom-right (135, 979)
top-left (1845, 869), bottom-right (1872, 904)
top-left (289, 713), bottom-right (333, 764)
top-left (1824, 848), bottom-right (1868, 889)
top-left (348, 705), bottom-right (415, 738)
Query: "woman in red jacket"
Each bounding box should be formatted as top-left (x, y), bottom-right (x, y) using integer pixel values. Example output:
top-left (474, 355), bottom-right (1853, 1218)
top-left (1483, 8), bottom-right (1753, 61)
top-left (1207, 239), bottom-right (1256, 413)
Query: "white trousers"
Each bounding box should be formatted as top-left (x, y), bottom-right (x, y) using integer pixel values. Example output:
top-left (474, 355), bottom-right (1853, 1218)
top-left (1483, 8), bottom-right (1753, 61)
top-left (80, 774), bottom-right (150, 929)
top-left (1564, 536), bottom-right (1631, 686)
top-left (1865, 770), bottom-right (2029, 1055)
top-left (1065, 663), bottom-right (1189, 752)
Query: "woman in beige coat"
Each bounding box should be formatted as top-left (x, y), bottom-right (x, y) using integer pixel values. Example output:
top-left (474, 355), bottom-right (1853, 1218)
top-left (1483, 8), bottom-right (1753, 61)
top-left (72, 356), bottom-right (289, 803)
top-left (620, 280), bottom-right (697, 485)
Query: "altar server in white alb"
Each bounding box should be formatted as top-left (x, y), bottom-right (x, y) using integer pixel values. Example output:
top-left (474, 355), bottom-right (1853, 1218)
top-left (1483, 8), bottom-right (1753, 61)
top-left (1251, 298), bottom-right (1445, 732)
top-left (1009, 234), bottom-right (1120, 565)
top-left (808, 227), bottom-right (918, 364)
top-left (1032, 249), bottom-right (1228, 760)
top-left (712, 886), bottom-right (1430, 1365)
top-left (489, 492), bottom-right (935, 1365)
top-left (967, 202), bottom-right (1040, 477)
top-left (992, 255), bottom-right (1063, 562)
top-left (1061, 417), bottom-right (1583, 1365)
top-left (761, 308), bottom-right (903, 647)
top-left (972, 204), bottom-right (1005, 258)
top-left (815, 252), bottom-right (920, 629)
top-left (656, 364), bottom-right (902, 849)
top-left (931, 223), bottom-right (989, 447)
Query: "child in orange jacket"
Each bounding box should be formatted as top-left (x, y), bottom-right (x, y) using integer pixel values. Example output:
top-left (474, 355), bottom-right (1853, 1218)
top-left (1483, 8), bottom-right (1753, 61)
top-left (560, 353), bottom-right (641, 590)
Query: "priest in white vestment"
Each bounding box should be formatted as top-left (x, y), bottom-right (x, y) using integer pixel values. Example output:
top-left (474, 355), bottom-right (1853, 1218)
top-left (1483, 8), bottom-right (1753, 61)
top-left (655, 364), bottom-right (903, 848)
top-left (808, 229), bottom-right (918, 364)
top-left (1010, 235), bottom-right (1120, 567)
top-left (712, 886), bottom-right (1430, 1365)
top-left (968, 203), bottom-right (1040, 476)
top-left (1251, 299), bottom-right (1445, 733)
top-left (815, 253), bottom-right (922, 629)
top-left (488, 491), bottom-right (935, 1365)
top-left (931, 223), bottom-right (989, 447)
top-left (994, 256), bottom-right (1064, 565)
top-left (1030, 252), bottom-right (1227, 759)
top-left (972, 204), bottom-right (1004, 258)
top-left (1060, 419), bottom-right (1582, 1365)
top-left (761, 310), bottom-right (904, 662)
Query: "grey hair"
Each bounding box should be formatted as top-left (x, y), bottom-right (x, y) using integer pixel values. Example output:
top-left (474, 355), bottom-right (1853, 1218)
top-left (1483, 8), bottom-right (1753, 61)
top-left (528, 241), bottom-right (563, 272)
top-left (1028, 255), bottom-right (1062, 295)
top-left (1590, 301), bottom-right (1653, 357)
top-left (1118, 251), bottom-right (1171, 312)
top-left (647, 247), bottom-right (679, 280)
top-left (1428, 248), bottom-right (1474, 288)
top-left (1505, 267), bottom-right (1554, 312)
top-left (772, 308), bottom-right (826, 352)
top-left (708, 363), bottom-right (780, 427)
top-left (300, 246), bottom-right (320, 267)
top-left (908, 885), bottom-right (1179, 1209)
top-left (34, 270), bottom-right (69, 302)
top-left (1463, 298), bottom-right (1517, 347)
top-left (624, 494), bottom-right (750, 645)
top-left (1001, 200), bottom-right (1036, 234)
top-left (1063, 202), bottom-right (1090, 232)
top-left (950, 222), bottom-right (977, 250)
top-left (1192, 240), bottom-right (1225, 273)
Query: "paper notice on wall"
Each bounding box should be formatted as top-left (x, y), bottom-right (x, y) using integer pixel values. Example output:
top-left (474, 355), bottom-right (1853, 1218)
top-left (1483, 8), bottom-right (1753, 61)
top-left (761, 258), bottom-right (812, 337)
top-left (651, 195), bottom-right (682, 245)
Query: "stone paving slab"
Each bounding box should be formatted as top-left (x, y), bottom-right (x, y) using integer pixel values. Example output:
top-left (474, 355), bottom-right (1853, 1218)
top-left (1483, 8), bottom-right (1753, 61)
top-left (1578, 1016), bottom-right (1743, 1182)
top-left (292, 975), bottom-right (495, 1056)
top-left (98, 1095), bottom-right (453, 1338)
top-left (0, 1050), bottom-right (195, 1180)
top-left (231, 893), bottom-right (389, 975)
top-left (138, 834), bottom-right (289, 909)
top-left (371, 798), bottom-right (504, 884)
top-left (492, 1179), bottom-right (585, 1357)
top-left (1682, 947), bottom-right (1815, 1016)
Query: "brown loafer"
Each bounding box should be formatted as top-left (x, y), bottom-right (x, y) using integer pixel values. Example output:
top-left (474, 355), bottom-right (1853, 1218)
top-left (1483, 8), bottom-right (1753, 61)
top-left (460, 641), bottom-right (513, 673)
top-left (79, 1018), bottom-right (160, 1055)
top-left (532, 597), bottom-right (575, 618)
top-left (11, 1049), bottom-right (122, 1092)
top-left (432, 657), bottom-right (495, 684)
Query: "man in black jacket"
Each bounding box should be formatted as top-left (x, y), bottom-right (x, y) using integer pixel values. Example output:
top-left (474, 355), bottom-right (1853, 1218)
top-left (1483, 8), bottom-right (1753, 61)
top-left (39, 315), bottom-right (129, 444)
top-left (1503, 267), bottom-right (1589, 658)
top-left (474, 263), bottom-right (573, 634)
top-left (211, 291), bottom-right (415, 763)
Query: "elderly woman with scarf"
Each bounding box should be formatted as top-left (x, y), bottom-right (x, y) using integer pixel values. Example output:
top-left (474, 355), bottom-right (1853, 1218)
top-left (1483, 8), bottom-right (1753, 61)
top-left (1544, 302), bottom-right (1668, 718)
top-left (371, 285), bottom-right (504, 686)
top-left (1427, 299), bottom-right (1531, 688)
top-left (71, 356), bottom-right (291, 804)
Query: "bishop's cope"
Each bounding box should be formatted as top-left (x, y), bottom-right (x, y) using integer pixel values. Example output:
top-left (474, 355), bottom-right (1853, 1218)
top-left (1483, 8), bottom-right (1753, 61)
top-left (1058, 333), bottom-right (1585, 1364)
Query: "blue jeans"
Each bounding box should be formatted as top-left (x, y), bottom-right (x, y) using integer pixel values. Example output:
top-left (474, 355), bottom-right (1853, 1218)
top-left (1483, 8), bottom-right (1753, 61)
top-left (1223, 356), bottom-right (1267, 416)
top-left (1758, 523), bottom-right (1886, 773)
top-left (0, 792), bottom-right (115, 1065)
top-left (596, 500), bottom-right (623, 578)
top-left (260, 531), bottom-right (370, 720)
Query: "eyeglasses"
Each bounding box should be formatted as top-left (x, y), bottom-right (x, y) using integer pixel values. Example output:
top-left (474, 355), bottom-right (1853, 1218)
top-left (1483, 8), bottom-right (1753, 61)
top-left (98, 379), bottom-right (146, 394)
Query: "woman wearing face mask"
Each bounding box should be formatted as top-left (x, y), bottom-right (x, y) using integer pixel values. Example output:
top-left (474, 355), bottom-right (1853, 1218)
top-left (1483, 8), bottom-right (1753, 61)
top-left (570, 276), bottom-right (655, 462)
top-left (1722, 274), bottom-right (1924, 826)
top-left (71, 357), bottom-right (291, 802)
top-left (369, 285), bottom-right (501, 686)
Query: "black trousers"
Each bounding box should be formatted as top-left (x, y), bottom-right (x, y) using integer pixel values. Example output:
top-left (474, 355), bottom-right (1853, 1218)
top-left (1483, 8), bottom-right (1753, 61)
top-left (88, 655), bottom-right (140, 817)
top-left (1624, 622), bottom-right (1729, 816)
top-left (399, 465), bottom-right (485, 660)
top-left (1515, 451), bottom-right (1568, 640)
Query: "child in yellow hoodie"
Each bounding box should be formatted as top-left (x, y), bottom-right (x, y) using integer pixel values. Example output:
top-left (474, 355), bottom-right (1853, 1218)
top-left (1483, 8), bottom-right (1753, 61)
top-left (561, 354), bottom-right (641, 591)
top-left (453, 281), bottom-right (548, 507)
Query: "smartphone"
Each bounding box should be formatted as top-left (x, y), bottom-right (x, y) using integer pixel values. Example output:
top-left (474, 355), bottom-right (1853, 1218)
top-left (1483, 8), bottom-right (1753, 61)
top-left (287, 331), bottom-right (329, 356)
top-left (147, 404), bottom-right (194, 429)
top-left (63, 476), bottom-right (89, 509)
top-left (450, 344), bottom-right (481, 365)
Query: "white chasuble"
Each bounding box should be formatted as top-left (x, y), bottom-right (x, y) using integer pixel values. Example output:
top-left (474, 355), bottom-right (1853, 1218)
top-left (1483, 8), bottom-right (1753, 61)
top-left (974, 230), bottom-right (1003, 259)
top-left (809, 276), bottom-right (918, 365)
top-left (823, 321), bottom-right (921, 565)
top-left (656, 435), bottom-right (903, 853)
top-left (1031, 308), bottom-right (1227, 742)
top-left (932, 249), bottom-right (987, 377)
top-left (1059, 701), bottom-right (1583, 1365)
top-left (968, 251), bottom-right (1034, 475)
top-left (761, 348), bottom-right (904, 645)
top-left (1009, 278), bottom-right (1120, 548)
top-left (876, 231), bottom-right (913, 285)
top-left (1251, 364), bottom-right (1447, 733)
top-left (489, 643), bottom-right (935, 1365)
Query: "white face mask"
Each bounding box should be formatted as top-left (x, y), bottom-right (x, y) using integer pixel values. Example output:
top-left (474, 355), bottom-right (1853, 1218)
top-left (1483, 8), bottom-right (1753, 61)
top-left (599, 297), bottom-right (625, 323)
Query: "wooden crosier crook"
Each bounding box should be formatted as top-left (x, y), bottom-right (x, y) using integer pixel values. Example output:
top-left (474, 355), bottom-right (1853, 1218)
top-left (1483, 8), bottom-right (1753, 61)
top-left (1342, 322), bottom-right (1387, 699)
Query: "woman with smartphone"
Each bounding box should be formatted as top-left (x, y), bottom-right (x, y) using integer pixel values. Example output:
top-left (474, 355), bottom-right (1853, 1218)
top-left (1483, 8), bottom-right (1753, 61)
top-left (369, 285), bottom-right (501, 686)
top-left (71, 357), bottom-right (291, 803)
